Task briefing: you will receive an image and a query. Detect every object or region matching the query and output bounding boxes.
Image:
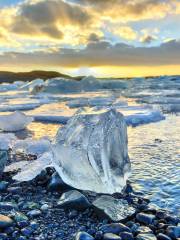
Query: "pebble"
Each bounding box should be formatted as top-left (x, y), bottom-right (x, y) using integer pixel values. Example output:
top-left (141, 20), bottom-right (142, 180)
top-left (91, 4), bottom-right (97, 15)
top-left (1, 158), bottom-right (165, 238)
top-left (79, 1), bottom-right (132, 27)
top-left (136, 213), bottom-right (156, 225)
top-left (40, 204), bottom-right (49, 212)
top-left (103, 233), bottom-right (121, 240)
top-left (0, 181), bottom-right (8, 191)
top-left (57, 190), bottom-right (91, 211)
top-left (119, 232), bottom-right (133, 240)
top-left (157, 233), bottom-right (172, 240)
top-left (27, 209), bottom-right (42, 218)
top-left (0, 202), bottom-right (18, 211)
top-left (136, 233), bottom-right (157, 240)
top-left (0, 214), bottom-right (13, 228)
top-left (100, 223), bottom-right (131, 235)
top-left (167, 225), bottom-right (180, 238)
top-left (8, 186), bottom-right (22, 194)
top-left (75, 231), bottom-right (94, 240)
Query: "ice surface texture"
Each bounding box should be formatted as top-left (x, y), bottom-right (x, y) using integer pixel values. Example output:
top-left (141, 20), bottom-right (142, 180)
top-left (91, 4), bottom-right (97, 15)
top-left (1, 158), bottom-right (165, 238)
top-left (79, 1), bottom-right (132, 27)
top-left (0, 111), bottom-right (33, 132)
top-left (53, 108), bottom-right (131, 194)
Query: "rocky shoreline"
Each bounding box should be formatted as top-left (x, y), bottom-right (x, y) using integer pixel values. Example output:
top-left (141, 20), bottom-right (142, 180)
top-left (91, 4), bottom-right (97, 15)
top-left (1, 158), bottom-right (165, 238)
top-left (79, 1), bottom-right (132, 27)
top-left (0, 154), bottom-right (179, 240)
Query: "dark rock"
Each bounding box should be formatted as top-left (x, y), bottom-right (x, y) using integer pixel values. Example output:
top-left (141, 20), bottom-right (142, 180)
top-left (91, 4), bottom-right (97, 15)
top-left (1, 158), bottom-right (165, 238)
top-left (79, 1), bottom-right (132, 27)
top-left (27, 209), bottom-right (41, 218)
top-left (119, 231), bottom-right (133, 240)
top-left (136, 213), bottom-right (156, 225)
top-left (12, 211), bottom-right (28, 222)
top-left (156, 210), bottom-right (167, 219)
top-left (157, 233), bottom-right (172, 240)
top-left (93, 195), bottom-right (135, 222)
top-left (165, 215), bottom-right (179, 225)
top-left (57, 190), bottom-right (90, 211)
top-left (136, 233), bottom-right (157, 240)
top-left (0, 150), bottom-right (8, 178)
top-left (136, 226), bottom-right (153, 234)
top-left (48, 172), bottom-right (71, 192)
top-left (21, 227), bottom-right (32, 237)
top-left (0, 214), bottom-right (13, 228)
top-left (166, 225), bottom-right (180, 238)
top-left (0, 233), bottom-right (8, 240)
top-left (8, 186), bottom-right (22, 194)
top-left (0, 181), bottom-right (8, 191)
top-left (100, 223), bottom-right (131, 235)
top-left (75, 231), bottom-right (94, 240)
top-left (0, 202), bottom-right (18, 211)
top-left (103, 233), bottom-right (121, 240)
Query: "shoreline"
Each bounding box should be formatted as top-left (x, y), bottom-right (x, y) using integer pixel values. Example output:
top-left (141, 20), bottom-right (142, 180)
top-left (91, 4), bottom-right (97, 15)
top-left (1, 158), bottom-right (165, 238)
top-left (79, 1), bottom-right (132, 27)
top-left (0, 154), bottom-right (179, 240)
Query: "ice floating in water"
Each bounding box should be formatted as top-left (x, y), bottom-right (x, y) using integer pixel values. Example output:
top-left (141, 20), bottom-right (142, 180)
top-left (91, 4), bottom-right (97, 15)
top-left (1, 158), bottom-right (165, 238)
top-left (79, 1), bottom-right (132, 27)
top-left (53, 108), bottom-right (131, 194)
top-left (0, 133), bottom-right (17, 150)
top-left (13, 137), bottom-right (52, 156)
top-left (20, 79), bottom-right (45, 92)
top-left (0, 111), bottom-right (33, 132)
top-left (125, 110), bottom-right (165, 127)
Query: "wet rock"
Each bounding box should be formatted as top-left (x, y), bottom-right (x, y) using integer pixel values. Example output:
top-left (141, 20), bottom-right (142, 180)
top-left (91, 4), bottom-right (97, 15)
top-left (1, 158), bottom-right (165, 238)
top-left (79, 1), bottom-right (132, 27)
top-left (8, 186), bottom-right (22, 194)
top-left (0, 214), bottom-right (13, 228)
top-left (136, 233), bottom-right (157, 240)
top-left (93, 195), bottom-right (135, 222)
top-left (57, 190), bottom-right (90, 211)
top-left (13, 212), bottom-right (28, 222)
top-left (40, 204), bottom-right (49, 212)
top-left (103, 233), bottom-right (121, 240)
top-left (166, 225), bottom-right (180, 239)
top-left (0, 202), bottom-right (18, 211)
top-left (21, 227), bottom-right (33, 237)
top-left (136, 226), bottom-right (153, 234)
top-left (119, 231), bottom-right (133, 240)
top-left (136, 213), bottom-right (156, 225)
top-left (100, 223), bottom-right (131, 235)
top-left (48, 172), bottom-right (71, 192)
top-left (0, 181), bottom-right (8, 191)
top-left (75, 231), bottom-right (94, 240)
top-left (157, 233), bottom-right (172, 240)
top-left (0, 150), bottom-right (8, 178)
top-left (27, 209), bottom-right (41, 218)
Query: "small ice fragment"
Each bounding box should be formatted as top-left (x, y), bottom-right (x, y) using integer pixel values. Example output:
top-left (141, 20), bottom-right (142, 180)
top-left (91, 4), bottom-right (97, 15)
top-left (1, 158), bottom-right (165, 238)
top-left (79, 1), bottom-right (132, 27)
top-left (0, 111), bottom-right (33, 132)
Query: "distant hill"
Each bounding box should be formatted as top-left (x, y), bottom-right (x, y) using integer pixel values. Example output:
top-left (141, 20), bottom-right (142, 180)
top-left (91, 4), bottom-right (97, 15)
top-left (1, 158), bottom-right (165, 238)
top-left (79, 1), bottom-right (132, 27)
top-left (0, 70), bottom-right (82, 83)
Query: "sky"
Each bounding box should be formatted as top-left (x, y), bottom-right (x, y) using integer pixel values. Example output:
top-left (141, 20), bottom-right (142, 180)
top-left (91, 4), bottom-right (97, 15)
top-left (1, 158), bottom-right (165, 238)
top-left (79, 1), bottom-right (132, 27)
top-left (0, 0), bottom-right (180, 77)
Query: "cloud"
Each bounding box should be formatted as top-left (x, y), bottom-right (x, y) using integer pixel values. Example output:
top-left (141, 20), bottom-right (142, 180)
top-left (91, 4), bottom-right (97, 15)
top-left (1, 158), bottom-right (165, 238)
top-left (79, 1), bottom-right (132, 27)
top-left (70, 0), bottom-right (177, 22)
top-left (111, 26), bottom-right (137, 40)
top-left (140, 35), bottom-right (156, 44)
top-left (0, 40), bottom-right (180, 68)
top-left (10, 0), bottom-right (94, 40)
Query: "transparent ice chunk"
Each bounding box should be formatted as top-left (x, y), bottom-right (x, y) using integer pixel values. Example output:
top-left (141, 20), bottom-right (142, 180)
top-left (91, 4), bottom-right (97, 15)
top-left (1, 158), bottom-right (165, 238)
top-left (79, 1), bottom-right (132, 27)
top-left (53, 108), bottom-right (131, 194)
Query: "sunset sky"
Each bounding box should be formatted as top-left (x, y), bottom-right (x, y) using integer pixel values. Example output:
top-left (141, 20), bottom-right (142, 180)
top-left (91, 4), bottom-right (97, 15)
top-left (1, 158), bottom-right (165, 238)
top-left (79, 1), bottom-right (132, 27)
top-left (0, 0), bottom-right (180, 77)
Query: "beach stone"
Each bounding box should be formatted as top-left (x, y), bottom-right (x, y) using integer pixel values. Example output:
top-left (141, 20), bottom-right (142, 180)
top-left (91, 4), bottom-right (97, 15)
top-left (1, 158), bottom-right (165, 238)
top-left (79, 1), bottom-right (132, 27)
top-left (0, 150), bottom-right (8, 178)
top-left (27, 209), bottom-right (41, 218)
top-left (136, 233), bottom-right (157, 240)
top-left (0, 181), bottom-right (8, 191)
top-left (40, 204), bottom-right (49, 212)
top-left (100, 223), bottom-right (131, 234)
top-left (93, 195), bottom-right (135, 222)
top-left (48, 172), bottom-right (71, 192)
top-left (13, 212), bottom-right (28, 222)
top-left (119, 231), bottom-right (133, 240)
top-left (103, 233), bottom-right (121, 240)
top-left (21, 227), bottom-right (32, 237)
top-left (57, 190), bottom-right (90, 211)
top-left (137, 226), bottom-right (153, 234)
top-left (136, 213), bottom-right (156, 225)
top-left (0, 202), bottom-right (18, 211)
top-left (75, 231), bottom-right (94, 240)
top-left (0, 214), bottom-right (13, 228)
top-left (166, 225), bottom-right (180, 238)
top-left (8, 186), bottom-right (22, 194)
top-left (157, 233), bottom-right (172, 240)
top-left (0, 233), bottom-right (8, 239)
